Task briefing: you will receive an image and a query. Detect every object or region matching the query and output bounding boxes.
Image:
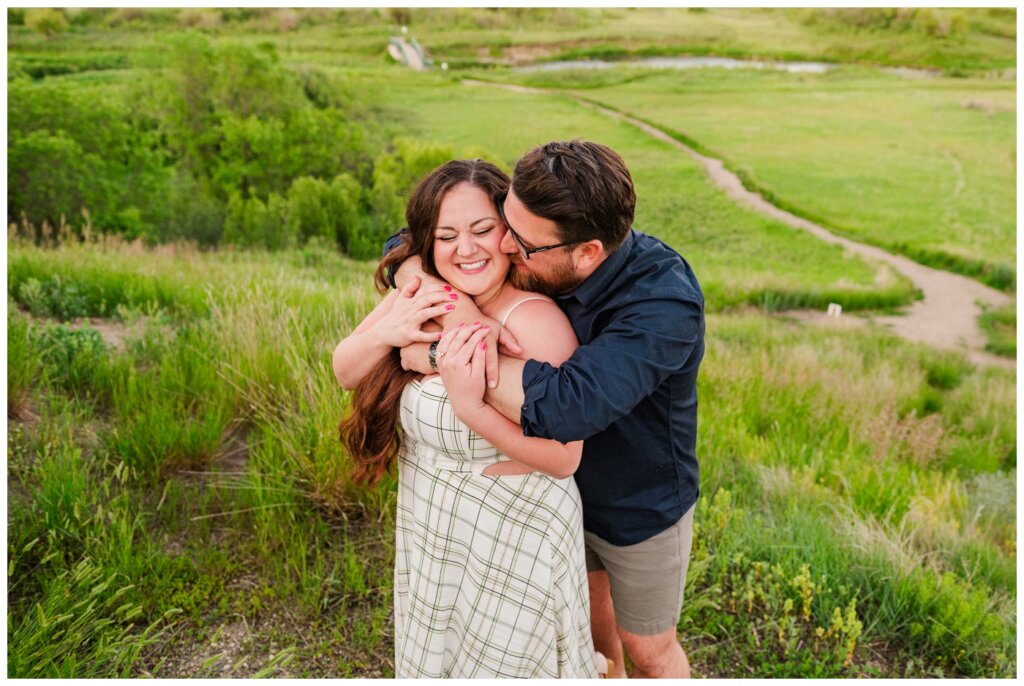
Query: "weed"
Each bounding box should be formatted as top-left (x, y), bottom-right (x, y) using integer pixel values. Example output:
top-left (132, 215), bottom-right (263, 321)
top-left (7, 556), bottom-right (173, 678)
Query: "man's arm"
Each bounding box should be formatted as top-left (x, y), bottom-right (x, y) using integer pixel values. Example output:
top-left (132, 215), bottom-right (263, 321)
top-left (519, 298), bottom-right (703, 443)
top-left (482, 355), bottom-right (526, 423)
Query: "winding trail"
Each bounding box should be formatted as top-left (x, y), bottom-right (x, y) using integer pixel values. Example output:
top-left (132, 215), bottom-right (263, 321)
top-left (463, 80), bottom-right (1015, 370)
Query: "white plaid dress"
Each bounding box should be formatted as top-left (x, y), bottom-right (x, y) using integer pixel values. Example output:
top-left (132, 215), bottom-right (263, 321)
top-left (395, 375), bottom-right (596, 678)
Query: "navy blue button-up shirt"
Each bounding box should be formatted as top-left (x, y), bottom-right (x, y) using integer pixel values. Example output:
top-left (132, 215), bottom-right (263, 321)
top-left (520, 230), bottom-right (704, 546)
top-left (383, 229), bottom-right (704, 546)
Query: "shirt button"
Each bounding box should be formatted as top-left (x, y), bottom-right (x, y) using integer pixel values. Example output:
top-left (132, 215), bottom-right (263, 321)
top-left (522, 404), bottom-right (529, 412)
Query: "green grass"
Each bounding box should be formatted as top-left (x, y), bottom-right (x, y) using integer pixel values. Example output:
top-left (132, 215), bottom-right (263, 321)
top-left (7, 239), bottom-right (1015, 677)
top-left (978, 303), bottom-right (1017, 357)
top-left (532, 67), bottom-right (1015, 290)
top-left (359, 69), bottom-right (916, 312)
top-left (5, 10), bottom-right (1017, 678)
top-left (10, 9), bottom-right (1014, 74)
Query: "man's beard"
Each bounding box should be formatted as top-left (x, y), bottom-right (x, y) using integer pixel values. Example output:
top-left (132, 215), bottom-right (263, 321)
top-left (509, 255), bottom-right (584, 297)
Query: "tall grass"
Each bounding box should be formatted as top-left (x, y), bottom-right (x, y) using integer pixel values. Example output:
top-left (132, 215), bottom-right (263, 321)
top-left (693, 312), bottom-right (1015, 676)
top-left (7, 305), bottom-right (43, 417)
top-left (7, 230), bottom-right (1014, 677)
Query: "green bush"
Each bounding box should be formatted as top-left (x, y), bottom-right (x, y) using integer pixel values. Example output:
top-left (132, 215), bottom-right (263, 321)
top-left (223, 193), bottom-right (290, 249)
top-left (978, 304), bottom-right (1016, 357)
top-left (802, 8), bottom-right (969, 38)
top-left (25, 8), bottom-right (69, 37)
top-left (16, 275), bottom-right (91, 319)
top-left (32, 324), bottom-right (110, 397)
top-left (348, 137), bottom-right (455, 259)
top-left (7, 82), bottom-right (170, 237)
top-left (682, 490), bottom-right (864, 677)
top-left (9, 53), bottom-right (130, 80)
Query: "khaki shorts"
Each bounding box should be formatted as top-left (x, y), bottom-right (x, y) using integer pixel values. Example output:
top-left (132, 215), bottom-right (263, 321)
top-left (584, 504), bottom-right (695, 636)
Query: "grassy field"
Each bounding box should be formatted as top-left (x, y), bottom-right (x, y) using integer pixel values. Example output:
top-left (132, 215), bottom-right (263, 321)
top-left (497, 66), bottom-right (1015, 291)
top-left (356, 69), bottom-right (915, 312)
top-left (9, 8), bottom-right (1015, 74)
top-left (6, 8), bottom-right (1017, 678)
top-left (7, 236), bottom-right (1016, 677)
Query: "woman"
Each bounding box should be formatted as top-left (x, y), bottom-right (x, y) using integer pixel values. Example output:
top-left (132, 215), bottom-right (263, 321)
top-left (332, 160), bottom-right (597, 678)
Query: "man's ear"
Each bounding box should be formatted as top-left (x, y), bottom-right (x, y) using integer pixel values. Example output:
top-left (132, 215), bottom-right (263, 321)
top-left (573, 239), bottom-right (606, 272)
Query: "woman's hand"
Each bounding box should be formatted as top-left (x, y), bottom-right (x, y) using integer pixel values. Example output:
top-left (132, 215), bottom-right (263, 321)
top-left (375, 276), bottom-right (457, 349)
top-left (436, 322), bottom-right (490, 418)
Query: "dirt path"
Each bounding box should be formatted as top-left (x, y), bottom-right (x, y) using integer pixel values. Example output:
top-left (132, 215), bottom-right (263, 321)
top-left (463, 80), bottom-right (1014, 370)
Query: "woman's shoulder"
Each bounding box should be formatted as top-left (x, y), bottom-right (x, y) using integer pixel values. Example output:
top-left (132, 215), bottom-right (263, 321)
top-left (499, 289), bottom-right (576, 365)
top-left (497, 289), bottom-right (558, 326)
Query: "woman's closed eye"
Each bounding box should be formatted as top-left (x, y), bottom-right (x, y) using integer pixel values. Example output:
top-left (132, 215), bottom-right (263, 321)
top-left (436, 226), bottom-right (495, 242)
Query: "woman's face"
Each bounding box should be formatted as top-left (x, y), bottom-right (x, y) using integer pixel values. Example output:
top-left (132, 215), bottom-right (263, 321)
top-left (432, 182), bottom-right (510, 296)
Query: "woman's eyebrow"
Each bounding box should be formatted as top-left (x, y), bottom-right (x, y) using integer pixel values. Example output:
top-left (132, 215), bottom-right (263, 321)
top-left (436, 216), bottom-right (497, 231)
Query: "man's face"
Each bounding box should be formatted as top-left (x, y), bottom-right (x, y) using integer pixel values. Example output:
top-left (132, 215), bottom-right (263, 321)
top-left (499, 189), bottom-right (586, 297)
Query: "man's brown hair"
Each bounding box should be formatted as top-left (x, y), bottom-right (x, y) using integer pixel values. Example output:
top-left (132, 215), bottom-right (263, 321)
top-left (511, 140), bottom-right (636, 252)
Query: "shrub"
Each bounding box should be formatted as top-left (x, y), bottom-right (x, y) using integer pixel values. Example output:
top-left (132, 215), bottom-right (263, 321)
top-left (32, 324), bottom-right (110, 396)
top-left (25, 8), bottom-right (69, 37)
top-left (224, 193), bottom-right (289, 249)
top-left (8, 130), bottom-right (93, 229)
top-left (16, 276), bottom-right (91, 320)
top-left (284, 175), bottom-right (365, 248)
top-left (353, 138), bottom-right (455, 259)
top-left (8, 82), bottom-right (170, 237)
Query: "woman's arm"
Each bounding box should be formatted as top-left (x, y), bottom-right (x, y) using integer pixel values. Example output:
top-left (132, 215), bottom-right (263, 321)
top-left (332, 278), bottom-right (454, 389)
top-left (436, 301), bottom-right (582, 478)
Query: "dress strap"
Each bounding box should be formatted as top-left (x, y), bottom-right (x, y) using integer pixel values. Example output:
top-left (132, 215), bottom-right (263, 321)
top-left (499, 296), bottom-right (550, 327)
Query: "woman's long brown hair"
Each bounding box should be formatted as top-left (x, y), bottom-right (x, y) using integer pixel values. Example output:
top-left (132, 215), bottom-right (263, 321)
top-left (340, 159), bottom-right (510, 485)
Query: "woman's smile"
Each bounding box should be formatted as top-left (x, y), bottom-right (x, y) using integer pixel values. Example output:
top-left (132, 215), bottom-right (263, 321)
top-left (456, 258), bottom-right (491, 273)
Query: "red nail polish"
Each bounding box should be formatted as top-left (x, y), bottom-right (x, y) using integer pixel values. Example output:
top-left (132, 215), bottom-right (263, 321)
top-left (438, 332), bottom-right (444, 340)
top-left (480, 342), bottom-right (486, 350)
top-left (458, 322), bottom-right (466, 328)
top-left (446, 304), bottom-right (454, 310)
top-left (450, 294), bottom-right (458, 300)
top-left (443, 285), bottom-right (451, 292)
top-left (472, 321), bottom-right (480, 326)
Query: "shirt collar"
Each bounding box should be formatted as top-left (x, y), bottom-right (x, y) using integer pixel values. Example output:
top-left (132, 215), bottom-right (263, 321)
top-left (557, 229), bottom-right (637, 307)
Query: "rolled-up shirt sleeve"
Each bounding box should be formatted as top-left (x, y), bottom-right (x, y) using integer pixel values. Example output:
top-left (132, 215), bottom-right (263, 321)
top-left (520, 295), bottom-right (703, 443)
top-left (381, 229), bottom-right (408, 288)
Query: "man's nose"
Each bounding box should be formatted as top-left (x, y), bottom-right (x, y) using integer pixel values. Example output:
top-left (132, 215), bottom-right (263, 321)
top-left (499, 229), bottom-right (516, 255)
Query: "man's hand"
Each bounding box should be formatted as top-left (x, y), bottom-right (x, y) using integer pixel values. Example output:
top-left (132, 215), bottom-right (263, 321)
top-left (481, 460), bottom-right (536, 476)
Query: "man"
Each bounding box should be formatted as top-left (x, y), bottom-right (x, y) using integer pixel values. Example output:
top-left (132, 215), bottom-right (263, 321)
top-left (386, 140), bottom-right (704, 678)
